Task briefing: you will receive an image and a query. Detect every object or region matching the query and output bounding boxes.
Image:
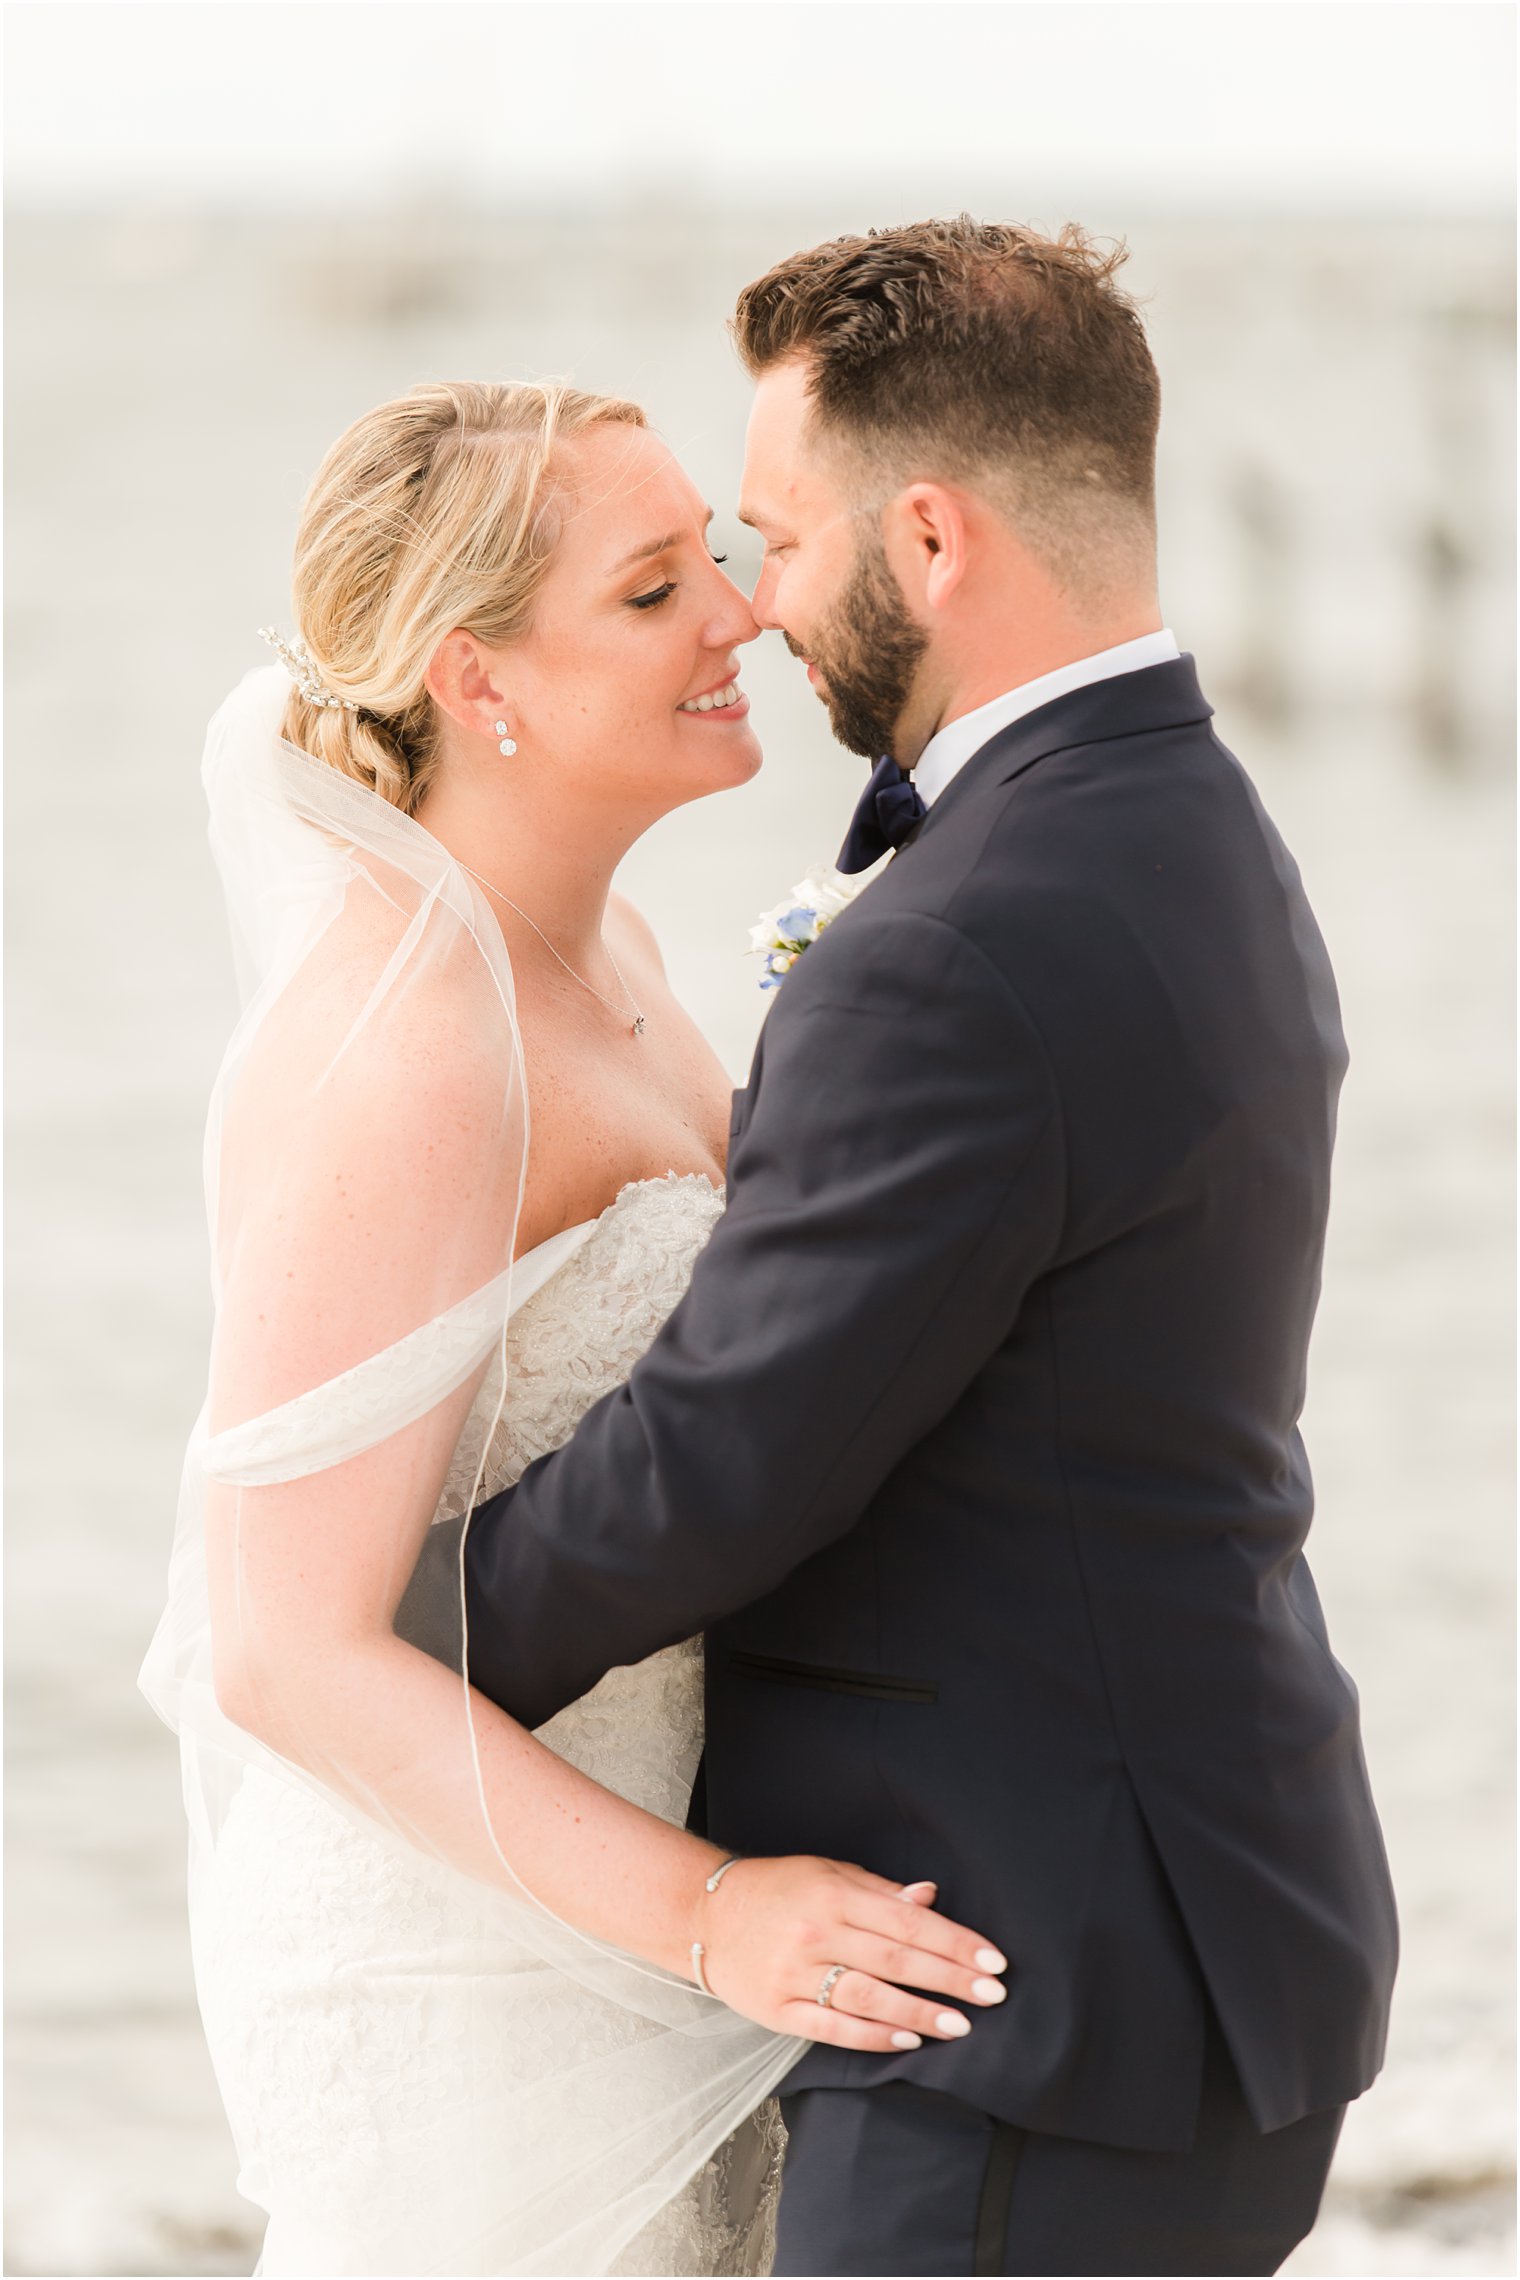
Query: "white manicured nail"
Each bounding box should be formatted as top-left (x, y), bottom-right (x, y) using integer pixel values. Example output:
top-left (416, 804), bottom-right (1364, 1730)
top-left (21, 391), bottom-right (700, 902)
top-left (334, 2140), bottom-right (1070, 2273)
top-left (936, 2011), bottom-right (971, 2037)
top-left (975, 1947), bottom-right (1007, 1973)
top-left (973, 1978), bottom-right (1006, 2004)
top-left (891, 2030), bottom-right (922, 2050)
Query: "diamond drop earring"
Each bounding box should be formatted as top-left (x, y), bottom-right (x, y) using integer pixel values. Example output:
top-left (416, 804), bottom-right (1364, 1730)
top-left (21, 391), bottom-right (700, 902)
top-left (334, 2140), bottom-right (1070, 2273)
top-left (494, 720), bottom-right (518, 758)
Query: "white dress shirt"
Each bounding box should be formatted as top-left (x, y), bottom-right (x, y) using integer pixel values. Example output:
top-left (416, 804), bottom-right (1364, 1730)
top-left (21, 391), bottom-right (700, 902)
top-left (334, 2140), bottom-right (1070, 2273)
top-left (912, 630), bottom-right (1181, 808)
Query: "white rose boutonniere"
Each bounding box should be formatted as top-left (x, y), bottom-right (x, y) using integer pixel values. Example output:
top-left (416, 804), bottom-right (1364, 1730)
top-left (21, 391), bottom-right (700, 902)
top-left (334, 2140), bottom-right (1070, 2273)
top-left (749, 863), bottom-right (865, 993)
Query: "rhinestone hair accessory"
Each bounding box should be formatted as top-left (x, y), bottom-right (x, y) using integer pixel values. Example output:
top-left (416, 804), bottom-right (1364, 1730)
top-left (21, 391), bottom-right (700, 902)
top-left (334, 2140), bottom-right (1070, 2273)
top-left (259, 626), bottom-right (361, 712)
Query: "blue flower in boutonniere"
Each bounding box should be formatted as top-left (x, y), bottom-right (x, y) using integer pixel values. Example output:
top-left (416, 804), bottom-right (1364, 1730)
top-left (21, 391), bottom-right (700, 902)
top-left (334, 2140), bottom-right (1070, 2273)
top-left (748, 863), bottom-right (865, 992)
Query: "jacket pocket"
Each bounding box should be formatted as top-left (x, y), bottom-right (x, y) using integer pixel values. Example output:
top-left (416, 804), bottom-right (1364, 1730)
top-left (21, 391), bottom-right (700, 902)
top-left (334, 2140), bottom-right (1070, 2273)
top-left (726, 1650), bottom-right (938, 1705)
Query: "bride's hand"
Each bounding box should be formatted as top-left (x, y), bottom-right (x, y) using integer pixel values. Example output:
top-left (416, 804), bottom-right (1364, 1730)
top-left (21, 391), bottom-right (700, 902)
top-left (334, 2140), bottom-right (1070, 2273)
top-left (690, 1857), bottom-right (1007, 2050)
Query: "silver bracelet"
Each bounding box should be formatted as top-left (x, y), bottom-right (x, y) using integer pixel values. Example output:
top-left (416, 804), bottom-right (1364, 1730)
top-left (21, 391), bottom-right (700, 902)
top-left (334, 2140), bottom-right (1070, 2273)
top-left (691, 1858), bottom-right (744, 1995)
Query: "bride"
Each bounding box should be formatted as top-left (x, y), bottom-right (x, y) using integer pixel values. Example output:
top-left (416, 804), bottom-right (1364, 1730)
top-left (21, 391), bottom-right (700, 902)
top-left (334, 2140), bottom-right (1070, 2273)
top-left (139, 380), bottom-right (1005, 2278)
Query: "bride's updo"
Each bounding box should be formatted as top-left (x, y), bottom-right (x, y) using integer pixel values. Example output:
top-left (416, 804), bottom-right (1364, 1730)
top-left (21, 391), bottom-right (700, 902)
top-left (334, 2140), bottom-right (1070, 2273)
top-left (281, 380), bottom-right (647, 813)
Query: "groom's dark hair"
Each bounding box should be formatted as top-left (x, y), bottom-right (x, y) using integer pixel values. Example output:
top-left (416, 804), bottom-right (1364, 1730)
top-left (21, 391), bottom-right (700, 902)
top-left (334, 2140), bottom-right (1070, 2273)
top-left (732, 217), bottom-right (1160, 574)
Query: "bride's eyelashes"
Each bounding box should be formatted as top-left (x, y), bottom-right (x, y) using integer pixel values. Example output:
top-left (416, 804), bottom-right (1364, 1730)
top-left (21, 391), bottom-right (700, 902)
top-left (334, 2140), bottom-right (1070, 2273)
top-left (627, 554), bottom-right (730, 612)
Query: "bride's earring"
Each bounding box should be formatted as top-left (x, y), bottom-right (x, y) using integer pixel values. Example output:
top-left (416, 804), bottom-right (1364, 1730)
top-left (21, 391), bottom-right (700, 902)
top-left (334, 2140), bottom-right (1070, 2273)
top-left (494, 719), bottom-right (518, 758)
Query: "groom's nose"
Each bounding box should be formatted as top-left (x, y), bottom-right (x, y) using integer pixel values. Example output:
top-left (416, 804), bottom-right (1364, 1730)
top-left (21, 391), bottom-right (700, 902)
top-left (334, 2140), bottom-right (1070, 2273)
top-left (748, 555), bottom-right (785, 633)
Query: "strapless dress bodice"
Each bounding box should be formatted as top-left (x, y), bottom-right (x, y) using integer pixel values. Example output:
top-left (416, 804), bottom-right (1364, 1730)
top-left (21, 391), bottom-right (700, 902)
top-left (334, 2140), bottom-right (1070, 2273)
top-left (416, 1172), bottom-right (726, 1821)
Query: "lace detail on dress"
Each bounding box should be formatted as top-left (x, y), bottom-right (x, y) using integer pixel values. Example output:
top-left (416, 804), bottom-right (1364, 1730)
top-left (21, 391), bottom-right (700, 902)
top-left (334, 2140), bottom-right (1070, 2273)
top-left (195, 1171), bottom-right (786, 2276)
top-left (435, 1172), bottom-right (726, 1523)
top-left (610, 2094), bottom-right (788, 2277)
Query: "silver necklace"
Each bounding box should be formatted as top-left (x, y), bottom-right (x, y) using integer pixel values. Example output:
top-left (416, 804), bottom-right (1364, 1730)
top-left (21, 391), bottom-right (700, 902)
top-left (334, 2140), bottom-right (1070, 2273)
top-left (456, 858), bottom-right (646, 1037)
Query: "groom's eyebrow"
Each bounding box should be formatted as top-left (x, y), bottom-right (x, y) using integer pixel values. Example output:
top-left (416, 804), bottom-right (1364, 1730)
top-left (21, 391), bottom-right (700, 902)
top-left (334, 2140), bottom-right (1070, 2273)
top-left (609, 508), bottom-right (715, 576)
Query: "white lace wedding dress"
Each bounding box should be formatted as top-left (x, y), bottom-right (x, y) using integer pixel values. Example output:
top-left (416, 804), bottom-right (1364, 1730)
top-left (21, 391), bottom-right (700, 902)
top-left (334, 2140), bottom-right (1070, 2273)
top-left (191, 1172), bottom-right (785, 2278)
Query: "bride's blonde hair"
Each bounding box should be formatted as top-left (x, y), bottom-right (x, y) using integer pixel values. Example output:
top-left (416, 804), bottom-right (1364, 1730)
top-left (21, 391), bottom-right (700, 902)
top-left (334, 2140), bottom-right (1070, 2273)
top-left (281, 380), bottom-right (647, 813)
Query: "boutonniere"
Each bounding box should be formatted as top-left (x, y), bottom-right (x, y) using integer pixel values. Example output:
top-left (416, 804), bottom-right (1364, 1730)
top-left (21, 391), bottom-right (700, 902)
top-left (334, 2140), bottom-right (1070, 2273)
top-left (748, 863), bottom-right (865, 993)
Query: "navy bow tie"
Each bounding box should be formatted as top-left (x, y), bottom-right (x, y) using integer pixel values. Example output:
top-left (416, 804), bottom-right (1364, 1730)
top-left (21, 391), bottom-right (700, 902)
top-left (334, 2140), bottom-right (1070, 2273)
top-left (836, 755), bottom-right (928, 875)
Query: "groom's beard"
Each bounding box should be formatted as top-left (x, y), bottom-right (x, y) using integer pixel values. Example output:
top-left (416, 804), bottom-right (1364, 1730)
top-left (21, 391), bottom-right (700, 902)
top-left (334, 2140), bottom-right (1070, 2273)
top-left (788, 534), bottom-right (929, 762)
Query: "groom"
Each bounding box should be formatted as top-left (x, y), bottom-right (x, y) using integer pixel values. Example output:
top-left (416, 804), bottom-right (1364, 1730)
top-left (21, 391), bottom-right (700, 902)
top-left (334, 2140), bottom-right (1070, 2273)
top-left (460, 220), bottom-right (1398, 2275)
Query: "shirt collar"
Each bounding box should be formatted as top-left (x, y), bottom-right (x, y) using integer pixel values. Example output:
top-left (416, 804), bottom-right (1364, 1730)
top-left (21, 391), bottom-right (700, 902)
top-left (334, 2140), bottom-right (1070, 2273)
top-left (912, 630), bottom-right (1182, 808)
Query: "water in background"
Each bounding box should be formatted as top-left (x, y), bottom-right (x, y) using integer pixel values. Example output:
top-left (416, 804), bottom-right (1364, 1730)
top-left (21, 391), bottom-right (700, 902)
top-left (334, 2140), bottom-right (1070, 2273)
top-left (5, 201), bottom-right (1514, 2276)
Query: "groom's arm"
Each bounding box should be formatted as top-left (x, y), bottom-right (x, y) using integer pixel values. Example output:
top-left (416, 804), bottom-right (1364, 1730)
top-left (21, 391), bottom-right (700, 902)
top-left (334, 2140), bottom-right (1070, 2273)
top-left (463, 908), bottom-right (1064, 1729)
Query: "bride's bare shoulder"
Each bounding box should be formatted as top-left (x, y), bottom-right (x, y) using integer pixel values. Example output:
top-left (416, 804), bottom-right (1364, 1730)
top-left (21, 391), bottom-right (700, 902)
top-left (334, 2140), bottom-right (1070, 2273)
top-left (232, 873), bottom-right (517, 1142)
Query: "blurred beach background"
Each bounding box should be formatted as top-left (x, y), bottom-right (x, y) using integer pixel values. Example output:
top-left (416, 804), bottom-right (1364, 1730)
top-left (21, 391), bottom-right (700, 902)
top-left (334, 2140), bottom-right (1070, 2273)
top-left (5, 5), bottom-right (1514, 2274)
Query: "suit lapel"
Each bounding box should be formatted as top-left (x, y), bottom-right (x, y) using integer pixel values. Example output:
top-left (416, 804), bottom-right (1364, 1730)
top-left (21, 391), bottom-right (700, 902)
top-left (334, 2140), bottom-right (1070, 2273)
top-left (895, 655), bottom-right (1215, 854)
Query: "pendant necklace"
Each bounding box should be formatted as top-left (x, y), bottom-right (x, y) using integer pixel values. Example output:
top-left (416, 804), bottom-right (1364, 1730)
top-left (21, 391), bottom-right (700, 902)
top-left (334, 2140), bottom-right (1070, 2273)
top-left (455, 858), bottom-right (647, 1038)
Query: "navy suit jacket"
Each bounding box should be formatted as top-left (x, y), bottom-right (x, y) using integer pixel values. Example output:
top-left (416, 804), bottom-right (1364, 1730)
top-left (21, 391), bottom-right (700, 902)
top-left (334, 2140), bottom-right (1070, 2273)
top-left (459, 658), bottom-right (1398, 2151)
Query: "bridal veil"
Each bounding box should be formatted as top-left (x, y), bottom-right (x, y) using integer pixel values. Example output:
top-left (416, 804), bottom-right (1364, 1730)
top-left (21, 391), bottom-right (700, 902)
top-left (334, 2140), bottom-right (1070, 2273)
top-left (139, 666), bottom-right (801, 2274)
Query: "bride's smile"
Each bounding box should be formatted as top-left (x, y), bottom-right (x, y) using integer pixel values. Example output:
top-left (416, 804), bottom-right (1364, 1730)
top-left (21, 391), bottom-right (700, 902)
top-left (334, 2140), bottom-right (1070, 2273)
top-left (677, 674), bottom-right (749, 717)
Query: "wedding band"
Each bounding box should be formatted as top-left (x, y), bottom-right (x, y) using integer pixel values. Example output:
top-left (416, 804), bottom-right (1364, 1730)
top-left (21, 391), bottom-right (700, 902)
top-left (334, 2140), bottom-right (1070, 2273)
top-left (816, 1964), bottom-right (847, 2008)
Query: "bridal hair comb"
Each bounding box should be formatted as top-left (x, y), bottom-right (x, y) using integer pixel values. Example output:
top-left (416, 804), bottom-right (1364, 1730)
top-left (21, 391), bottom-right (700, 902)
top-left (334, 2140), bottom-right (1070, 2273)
top-left (259, 626), bottom-right (361, 712)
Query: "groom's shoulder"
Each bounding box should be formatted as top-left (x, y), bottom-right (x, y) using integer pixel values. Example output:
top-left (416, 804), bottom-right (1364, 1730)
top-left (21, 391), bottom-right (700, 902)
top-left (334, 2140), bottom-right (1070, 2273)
top-left (909, 702), bottom-right (1266, 909)
top-left (823, 703), bottom-right (1280, 994)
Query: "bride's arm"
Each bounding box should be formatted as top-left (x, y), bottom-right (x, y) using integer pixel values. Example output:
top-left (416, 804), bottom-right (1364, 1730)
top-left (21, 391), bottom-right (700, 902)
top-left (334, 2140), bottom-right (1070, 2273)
top-left (210, 1399), bottom-right (1003, 2047)
top-left (207, 992), bottom-right (1004, 2049)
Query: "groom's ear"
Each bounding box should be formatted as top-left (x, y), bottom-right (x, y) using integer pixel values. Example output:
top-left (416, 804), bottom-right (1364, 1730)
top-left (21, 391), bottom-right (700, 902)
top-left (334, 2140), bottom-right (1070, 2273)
top-left (884, 483), bottom-right (968, 615)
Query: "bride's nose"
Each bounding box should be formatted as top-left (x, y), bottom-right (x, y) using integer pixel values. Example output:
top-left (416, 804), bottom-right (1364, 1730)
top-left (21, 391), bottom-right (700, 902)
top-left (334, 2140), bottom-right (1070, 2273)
top-left (705, 569), bottom-right (762, 649)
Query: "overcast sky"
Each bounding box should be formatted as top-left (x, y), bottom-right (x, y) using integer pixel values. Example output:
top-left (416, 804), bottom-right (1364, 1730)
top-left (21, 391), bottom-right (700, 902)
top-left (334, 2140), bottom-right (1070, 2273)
top-left (5, 0), bottom-right (1513, 212)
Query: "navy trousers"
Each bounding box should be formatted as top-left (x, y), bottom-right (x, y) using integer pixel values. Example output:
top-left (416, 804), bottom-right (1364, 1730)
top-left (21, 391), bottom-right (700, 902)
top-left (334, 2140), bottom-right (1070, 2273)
top-left (772, 2017), bottom-right (1346, 2277)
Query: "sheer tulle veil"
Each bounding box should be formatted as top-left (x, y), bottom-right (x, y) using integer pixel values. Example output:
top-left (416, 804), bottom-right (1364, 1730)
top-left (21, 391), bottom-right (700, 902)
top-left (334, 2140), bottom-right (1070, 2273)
top-left (139, 666), bottom-right (801, 2274)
